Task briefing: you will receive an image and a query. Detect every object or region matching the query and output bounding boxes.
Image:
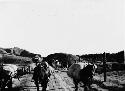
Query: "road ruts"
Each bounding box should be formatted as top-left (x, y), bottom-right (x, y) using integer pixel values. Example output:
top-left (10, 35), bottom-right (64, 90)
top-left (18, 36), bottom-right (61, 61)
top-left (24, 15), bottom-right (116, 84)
top-left (55, 71), bottom-right (84, 91)
top-left (54, 73), bottom-right (73, 91)
top-left (11, 72), bottom-right (108, 91)
top-left (12, 72), bottom-right (75, 91)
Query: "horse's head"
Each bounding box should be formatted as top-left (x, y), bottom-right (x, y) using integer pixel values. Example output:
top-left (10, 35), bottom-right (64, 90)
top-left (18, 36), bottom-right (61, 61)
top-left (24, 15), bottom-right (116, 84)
top-left (39, 61), bottom-right (49, 71)
top-left (85, 63), bottom-right (97, 76)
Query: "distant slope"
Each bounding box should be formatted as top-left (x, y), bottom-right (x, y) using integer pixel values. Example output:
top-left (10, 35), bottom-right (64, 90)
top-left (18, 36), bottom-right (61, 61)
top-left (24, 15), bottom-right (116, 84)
top-left (0, 47), bottom-right (38, 64)
top-left (0, 47), bottom-right (37, 57)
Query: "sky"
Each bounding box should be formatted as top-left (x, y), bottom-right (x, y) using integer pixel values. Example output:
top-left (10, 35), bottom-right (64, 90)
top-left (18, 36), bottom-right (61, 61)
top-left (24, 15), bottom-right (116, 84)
top-left (0, 0), bottom-right (124, 56)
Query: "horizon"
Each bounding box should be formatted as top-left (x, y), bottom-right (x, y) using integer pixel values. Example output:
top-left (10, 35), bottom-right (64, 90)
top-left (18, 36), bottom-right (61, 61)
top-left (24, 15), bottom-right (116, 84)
top-left (0, 0), bottom-right (124, 57)
top-left (0, 46), bottom-right (124, 57)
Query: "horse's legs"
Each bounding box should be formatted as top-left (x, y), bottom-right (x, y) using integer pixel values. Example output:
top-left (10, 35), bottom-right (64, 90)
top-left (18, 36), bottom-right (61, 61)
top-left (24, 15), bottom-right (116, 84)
top-left (41, 80), bottom-right (48, 91)
top-left (35, 80), bottom-right (39, 91)
top-left (81, 77), bottom-right (92, 91)
top-left (0, 79), bottom-right (6, 91)
top-left (7, 78), bottom-right (12, 89)
top-left (73, 79), bottom-right (78, 91)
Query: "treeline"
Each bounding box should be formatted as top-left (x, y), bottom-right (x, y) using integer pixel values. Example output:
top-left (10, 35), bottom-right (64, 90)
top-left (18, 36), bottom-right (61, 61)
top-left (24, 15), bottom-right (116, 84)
top-left (0, 46), bottom-right (124, 65)
top-left (81, 51), bottom-right (124, 63)
top-left (44, 53), bottom-right (79, 68)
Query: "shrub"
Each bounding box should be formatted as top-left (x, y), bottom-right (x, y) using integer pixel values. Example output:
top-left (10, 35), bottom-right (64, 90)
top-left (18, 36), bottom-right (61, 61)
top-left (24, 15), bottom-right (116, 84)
top-left (112, 63), bottom-right (125, 71)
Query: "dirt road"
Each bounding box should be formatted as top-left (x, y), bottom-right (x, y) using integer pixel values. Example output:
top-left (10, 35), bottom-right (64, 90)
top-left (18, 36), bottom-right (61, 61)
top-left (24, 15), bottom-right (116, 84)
top-left (4, 71), bottom-right (110, 91)
top-left (12, 72), bottom-right (75, 91)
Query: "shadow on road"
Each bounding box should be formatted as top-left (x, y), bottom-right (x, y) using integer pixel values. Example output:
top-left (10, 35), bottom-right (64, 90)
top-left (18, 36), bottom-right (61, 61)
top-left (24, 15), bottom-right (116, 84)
top-left (3, 86), bottom-right (37, 91)
top-left (3, 87), bottom-right (22, 91)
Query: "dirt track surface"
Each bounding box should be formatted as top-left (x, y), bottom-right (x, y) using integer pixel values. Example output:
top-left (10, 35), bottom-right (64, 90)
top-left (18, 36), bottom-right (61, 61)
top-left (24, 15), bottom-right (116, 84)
top-left (3, 71), bottom-right (123, 91)
top-left (11, 72), bottom-right (76, 91)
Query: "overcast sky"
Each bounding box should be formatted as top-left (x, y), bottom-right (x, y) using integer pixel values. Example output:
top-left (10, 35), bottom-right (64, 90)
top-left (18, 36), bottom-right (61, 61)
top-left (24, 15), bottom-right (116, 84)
top-left (0, 0), bottom-right (124, 56)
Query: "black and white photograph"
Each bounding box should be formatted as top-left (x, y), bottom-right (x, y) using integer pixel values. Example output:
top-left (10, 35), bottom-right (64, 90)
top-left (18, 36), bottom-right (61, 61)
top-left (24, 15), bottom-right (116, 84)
top-left (0, 0), bottom-right (124, 91)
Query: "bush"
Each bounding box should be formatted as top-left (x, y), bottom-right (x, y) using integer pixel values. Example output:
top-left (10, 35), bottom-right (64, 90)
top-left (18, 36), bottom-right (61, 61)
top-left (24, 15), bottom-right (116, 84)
top-left (112, 63), bottom-right (125, 71)
top-left (96, 63), bottom-right (125, 74)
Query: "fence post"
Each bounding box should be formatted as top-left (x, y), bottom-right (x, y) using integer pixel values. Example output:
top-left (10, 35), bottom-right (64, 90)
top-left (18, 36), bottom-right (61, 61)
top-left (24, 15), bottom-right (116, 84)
top-left (103, 52), bottom-right (107, 82)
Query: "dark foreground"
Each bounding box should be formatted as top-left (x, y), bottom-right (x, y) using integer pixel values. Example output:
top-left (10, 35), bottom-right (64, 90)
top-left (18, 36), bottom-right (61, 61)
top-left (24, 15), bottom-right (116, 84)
top-left (3, 71), bottom-right (125, 91)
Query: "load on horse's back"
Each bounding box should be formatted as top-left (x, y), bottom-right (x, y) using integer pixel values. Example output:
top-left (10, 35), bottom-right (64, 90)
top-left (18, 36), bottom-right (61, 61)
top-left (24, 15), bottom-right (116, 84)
top-left (2, 64), bottom-right (18, 77)
top-left (0, 64), bottom-right (18, 91)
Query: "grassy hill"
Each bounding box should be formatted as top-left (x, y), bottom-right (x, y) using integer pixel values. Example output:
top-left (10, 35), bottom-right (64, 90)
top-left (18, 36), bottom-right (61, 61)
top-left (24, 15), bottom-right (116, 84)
top-left (0, 47), bottom-right (38, 65)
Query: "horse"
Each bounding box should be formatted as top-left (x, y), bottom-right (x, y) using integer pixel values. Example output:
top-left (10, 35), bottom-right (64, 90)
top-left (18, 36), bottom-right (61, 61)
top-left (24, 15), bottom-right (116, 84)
top-left (32, 61), bottom-right (54, 91)
top-left (67, 62), bottom-right (97, 91)
top-left (0, 64), bottom-right (18, 91)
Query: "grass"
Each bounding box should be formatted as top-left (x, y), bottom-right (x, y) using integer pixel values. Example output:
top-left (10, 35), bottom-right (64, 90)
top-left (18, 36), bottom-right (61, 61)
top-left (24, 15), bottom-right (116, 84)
top-left (93, 71), bottom-right (125, 91)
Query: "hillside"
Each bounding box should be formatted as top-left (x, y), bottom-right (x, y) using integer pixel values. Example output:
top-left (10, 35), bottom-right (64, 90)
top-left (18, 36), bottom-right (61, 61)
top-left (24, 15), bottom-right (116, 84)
top-left (0, 47), bottom-right (37, 57)
top-left (0, 47), bottom-right (38, 64)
